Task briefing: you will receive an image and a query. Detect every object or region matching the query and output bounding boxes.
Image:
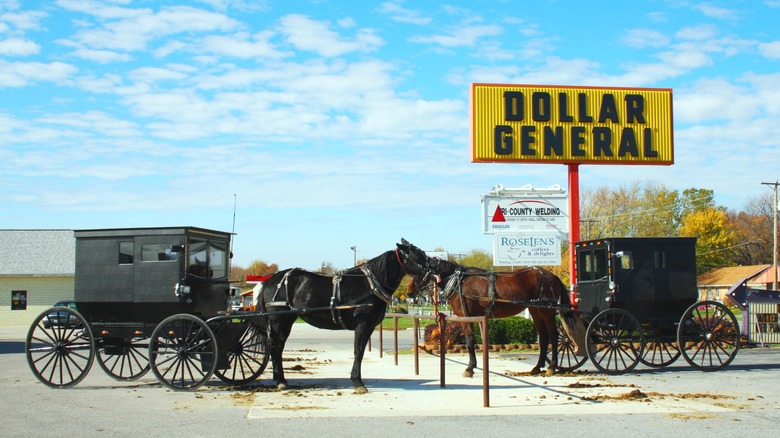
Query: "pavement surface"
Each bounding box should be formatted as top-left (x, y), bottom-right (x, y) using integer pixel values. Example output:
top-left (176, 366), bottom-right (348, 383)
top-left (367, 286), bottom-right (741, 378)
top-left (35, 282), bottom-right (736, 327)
top-left (3, 322), bottom-right (780, 437)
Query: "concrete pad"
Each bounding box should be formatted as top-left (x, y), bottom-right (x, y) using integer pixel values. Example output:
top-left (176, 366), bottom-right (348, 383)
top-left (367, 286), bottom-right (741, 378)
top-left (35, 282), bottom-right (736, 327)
top-left (246, 326), bottom-right (739, 419)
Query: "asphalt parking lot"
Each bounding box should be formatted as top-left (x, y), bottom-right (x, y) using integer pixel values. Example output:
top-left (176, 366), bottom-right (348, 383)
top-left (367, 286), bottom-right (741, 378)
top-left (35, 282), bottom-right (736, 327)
top-left (2, 323), bottom-right (780, 437)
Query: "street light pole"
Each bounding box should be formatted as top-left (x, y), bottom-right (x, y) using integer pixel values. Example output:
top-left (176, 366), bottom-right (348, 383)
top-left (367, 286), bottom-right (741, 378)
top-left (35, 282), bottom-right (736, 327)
top-left (762, 181), bottom-right (779, 291)
top-left (350, 246), bottom-right (357, 266)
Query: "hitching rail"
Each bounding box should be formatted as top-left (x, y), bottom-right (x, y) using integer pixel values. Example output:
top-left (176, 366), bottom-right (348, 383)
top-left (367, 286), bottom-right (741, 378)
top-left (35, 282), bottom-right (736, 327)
top-left (380, 312), bottom-right (491, 408)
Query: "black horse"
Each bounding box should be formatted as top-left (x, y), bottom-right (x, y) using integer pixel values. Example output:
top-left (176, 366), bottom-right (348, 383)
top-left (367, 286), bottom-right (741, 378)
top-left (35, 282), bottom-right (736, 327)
top-left (258, 240), bottom-right (429, 393)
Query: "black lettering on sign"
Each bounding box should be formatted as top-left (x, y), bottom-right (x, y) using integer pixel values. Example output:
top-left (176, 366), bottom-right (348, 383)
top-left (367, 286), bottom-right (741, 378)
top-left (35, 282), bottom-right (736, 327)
top-left (494, 125), bottom-right (513, 154)
top-left (618, 128), bottom-right (639, 157)
top-left (625, 94), bottom-right (645, 123)
top-left (571, 126), bottom-right (586, 156)
top-left (598, 94), bottom-right (619, 123)
top-left (521, 126), bottom-right (536, 155)
top-left (558, 93), bottom-right (573, 122)
top-left (504, 91), bottom-right (524, 121)
top-left (577, 93), bottom-right (592, 122)
top-left (532, 92), bottom-right (551, 122)
top-left (643, 128), bottom-right (657, 157)
top-left (592, 127), bottom-right (613, 156)
top-left (544, 126), bottom-right (564, 156)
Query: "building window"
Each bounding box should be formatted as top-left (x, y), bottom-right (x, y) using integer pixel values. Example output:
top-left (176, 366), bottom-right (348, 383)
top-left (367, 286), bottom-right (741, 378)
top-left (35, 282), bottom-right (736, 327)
top-left (11, 290), bottom-right (27, 310)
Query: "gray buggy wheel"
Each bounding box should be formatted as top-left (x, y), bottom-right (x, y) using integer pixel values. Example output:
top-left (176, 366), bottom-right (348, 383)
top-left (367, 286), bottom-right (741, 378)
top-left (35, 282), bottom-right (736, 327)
top-left (546, 316), bottom-right (587, 372)
top-left (26, 306), bottom-right (95, 388)
top-left (97, 336), bottom-right (150, 381)
top-left (149, 314), bottom-right (218, 390)
top-left (677, 301), bottom-right (740, 371)
top-left (213, 323), bottom-right (270, 385)
top-left (586, 308), bottom-right (644, 375)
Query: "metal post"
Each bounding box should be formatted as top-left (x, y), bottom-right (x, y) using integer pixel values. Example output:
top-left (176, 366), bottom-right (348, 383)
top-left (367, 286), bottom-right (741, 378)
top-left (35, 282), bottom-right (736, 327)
top-left (762, 181), bottom-right (779, 291)
top-left (568, 164), bottom-right (581, 284)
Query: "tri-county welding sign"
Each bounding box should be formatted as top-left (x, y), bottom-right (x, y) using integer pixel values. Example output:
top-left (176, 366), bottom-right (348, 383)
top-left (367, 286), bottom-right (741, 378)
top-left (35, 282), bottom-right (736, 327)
top-left (482, 195), bottom-right (568, 235)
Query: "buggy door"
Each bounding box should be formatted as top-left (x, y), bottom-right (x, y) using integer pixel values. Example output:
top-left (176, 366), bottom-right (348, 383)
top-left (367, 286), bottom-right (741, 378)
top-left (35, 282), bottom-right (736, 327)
top-left (575, 242), bottom-right (612, 317)
top-left (133, 235), bottom-right (184, 304)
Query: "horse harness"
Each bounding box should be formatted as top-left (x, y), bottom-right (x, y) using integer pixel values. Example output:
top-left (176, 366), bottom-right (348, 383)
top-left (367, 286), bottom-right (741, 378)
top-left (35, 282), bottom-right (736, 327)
top-left (437, 267), bottom-right (559, 317)
top-left (268, 266), bottom-right (394, 329)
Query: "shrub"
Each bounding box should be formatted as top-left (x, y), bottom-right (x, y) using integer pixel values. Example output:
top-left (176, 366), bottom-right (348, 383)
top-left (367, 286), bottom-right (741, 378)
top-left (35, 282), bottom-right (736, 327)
top-left (423, 322), bottom-right (465, 348)
top-left (423, 317), bottom-right (537, 346)
top-left (475, 317), bottom-right (537, 345)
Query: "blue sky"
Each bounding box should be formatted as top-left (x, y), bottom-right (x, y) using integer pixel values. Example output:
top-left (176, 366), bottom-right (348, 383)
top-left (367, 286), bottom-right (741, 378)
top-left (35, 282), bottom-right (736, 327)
top-left (2, 0), bottom-right (779, 270)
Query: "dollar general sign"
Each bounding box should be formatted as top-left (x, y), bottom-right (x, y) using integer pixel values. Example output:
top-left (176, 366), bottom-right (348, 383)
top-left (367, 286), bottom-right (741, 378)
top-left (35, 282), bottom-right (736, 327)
top-left (471, 84), bottom-right (673, 165)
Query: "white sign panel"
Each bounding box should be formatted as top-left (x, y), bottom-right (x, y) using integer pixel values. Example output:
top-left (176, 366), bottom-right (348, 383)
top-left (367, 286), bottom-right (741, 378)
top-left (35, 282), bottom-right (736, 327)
top-left (482, 194), bottom-right (568, 235)
top-left (493, 233), bottom-right (561, 266)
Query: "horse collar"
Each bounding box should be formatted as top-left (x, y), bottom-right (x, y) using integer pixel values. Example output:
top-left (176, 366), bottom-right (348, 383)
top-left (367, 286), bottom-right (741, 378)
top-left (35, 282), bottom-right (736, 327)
top-left (360, 265), bottom-right (393, 305)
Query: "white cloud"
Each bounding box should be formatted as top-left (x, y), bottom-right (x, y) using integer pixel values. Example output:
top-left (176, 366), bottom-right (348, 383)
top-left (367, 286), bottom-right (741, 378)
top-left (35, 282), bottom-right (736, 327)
top-left (60, 3), bottom-right (240, 52)
top-left (378, 1), bottom-right (432, 25)
top-left (676, 24), bottom-right (718, 41)
top-left (0, 59), bottom-right (77, 87)
top-left (0, 37), bottom-right (39, 55)
top-left (691, 2), bottom-right (739, 20)
top-left (200, 31), bottom-right (289, 59)
top-left (278, 14), bottom-right (383, 57)
top-left (623, 29), bottom-right (670, 48)
top-left (758, 41), bottom-right (780, 59)
top-left (409, 23), bottom-right (502, 48)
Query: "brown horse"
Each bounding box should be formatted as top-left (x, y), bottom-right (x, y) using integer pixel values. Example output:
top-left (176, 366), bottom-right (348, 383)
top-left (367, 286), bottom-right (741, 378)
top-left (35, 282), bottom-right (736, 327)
top-left (412, 257), bottom-right (575, 377)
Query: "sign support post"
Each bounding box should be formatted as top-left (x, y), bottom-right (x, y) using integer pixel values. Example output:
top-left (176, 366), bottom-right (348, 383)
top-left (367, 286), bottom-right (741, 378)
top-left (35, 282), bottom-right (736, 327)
top-left (567, 164), bottom-right (580, 283)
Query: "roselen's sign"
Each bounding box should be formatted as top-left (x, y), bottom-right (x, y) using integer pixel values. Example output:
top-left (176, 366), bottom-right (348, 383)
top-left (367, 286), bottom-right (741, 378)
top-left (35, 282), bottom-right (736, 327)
top-left (471, 84), bottom-right (674, 165)
top-left (493, 233), bottom-right (561, 266)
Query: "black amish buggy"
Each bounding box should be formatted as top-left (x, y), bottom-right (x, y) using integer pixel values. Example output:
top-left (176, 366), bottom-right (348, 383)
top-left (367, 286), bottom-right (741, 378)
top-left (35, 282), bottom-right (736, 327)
top-left (25, 226), bottom-right (268, 390)
top-left (555, 237), bottom-right (741, 374)
top-left (25, 228), bottom-right (430, 393)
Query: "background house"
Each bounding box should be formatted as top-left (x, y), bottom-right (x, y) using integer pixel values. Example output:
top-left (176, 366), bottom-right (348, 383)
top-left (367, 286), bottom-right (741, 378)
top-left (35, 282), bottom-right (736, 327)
top-left (0, 230), bottom-right (75, 326)
top-left (697, 264), bottom-right (772, 304)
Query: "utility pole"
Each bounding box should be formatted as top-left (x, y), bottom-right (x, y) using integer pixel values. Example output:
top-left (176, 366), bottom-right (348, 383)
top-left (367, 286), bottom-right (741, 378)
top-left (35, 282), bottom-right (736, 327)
top-left (762, 181), bottom-right (779, 291)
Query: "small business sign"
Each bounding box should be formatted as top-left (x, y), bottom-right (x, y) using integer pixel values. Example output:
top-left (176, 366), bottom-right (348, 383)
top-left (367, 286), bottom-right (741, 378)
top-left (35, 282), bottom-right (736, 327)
top-left (493, 233), bottom-right (561, 266)
top-left (482, 185), bottom-right (568, 235)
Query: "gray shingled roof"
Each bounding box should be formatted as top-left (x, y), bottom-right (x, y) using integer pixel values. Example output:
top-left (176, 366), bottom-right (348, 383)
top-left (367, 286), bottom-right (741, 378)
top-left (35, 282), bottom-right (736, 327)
top-left (0, 230), bottom-right (75, 275)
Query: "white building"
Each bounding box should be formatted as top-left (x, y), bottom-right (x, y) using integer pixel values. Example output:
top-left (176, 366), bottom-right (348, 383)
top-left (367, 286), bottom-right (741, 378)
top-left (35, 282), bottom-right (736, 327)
top-left (0, 230), bottom-right (75, 326)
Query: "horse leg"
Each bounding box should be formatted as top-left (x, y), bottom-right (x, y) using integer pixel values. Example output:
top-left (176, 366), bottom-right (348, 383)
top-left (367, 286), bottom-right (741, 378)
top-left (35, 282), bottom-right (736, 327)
top-left (267, 315), bottom-right (295, 390)
top-left (529, 310), bottom-right (549, 375)
top-left (545, 311), bottom-right (559, 377)
top-left (350, 320), bottom-right (375, 394)
top-left (462, 322), bottom-right (477, 378)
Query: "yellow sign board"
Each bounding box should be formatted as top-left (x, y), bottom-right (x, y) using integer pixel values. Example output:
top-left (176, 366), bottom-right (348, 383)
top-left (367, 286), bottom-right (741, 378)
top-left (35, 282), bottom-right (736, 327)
top-left (471, 84), bottom-right (673, 165)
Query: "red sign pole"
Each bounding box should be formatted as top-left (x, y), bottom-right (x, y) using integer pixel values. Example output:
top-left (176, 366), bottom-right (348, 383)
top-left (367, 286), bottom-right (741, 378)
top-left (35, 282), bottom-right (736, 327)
top-left (568, 164), bottom-right (581, 285)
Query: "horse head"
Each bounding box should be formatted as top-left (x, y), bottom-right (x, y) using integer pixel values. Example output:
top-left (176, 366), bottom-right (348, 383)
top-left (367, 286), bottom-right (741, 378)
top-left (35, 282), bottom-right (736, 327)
top-left (396, 238), bottom-right (430, 275)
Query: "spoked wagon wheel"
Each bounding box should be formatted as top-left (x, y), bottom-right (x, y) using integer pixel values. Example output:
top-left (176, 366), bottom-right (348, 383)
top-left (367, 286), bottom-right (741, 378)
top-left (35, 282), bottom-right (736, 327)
top-left (586, 308), bottom-right (645, 375)
top-left (25, 307), bottom-right (95, 388)
top-left (677, 301), bottom-right (740, 371)
top-left (149, 314), bottom-right (218, 390)
top-left (546, 316), bottom-right (587, 372)
top-left (640, 336), bottom-right (680, 368)
top-left (213, 323), bottom-right (270, 385)
top-left (97, 336), bottom-right (150, 381)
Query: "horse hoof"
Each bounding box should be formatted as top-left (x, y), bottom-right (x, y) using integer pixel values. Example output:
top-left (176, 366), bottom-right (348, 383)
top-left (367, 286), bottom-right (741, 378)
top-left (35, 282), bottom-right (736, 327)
top-left (276, 382), bottom-right (288, 391)
top-left (354, 386), bottom-right (368, 395)
top-left (462, 370), bottom-right (474, 378)
top-left (545, 368), bottom-right (555, 377)
top-left (529, 367), bottom-right (542, 375)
